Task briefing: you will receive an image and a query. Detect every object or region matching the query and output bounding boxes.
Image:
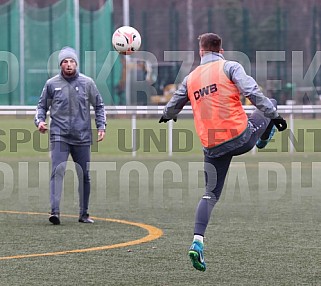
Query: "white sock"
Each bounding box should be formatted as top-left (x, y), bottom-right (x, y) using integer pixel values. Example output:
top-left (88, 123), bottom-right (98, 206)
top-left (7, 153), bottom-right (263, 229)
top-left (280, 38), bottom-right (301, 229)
top-left (193, 235), bottom-right (204, 243)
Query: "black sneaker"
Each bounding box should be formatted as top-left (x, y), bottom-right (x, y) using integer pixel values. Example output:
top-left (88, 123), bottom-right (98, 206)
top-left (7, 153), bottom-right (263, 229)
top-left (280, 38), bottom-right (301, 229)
top-left (49, 213), bottom-right (60, 225)
top-left (78, 213), bottom-right (94, 223)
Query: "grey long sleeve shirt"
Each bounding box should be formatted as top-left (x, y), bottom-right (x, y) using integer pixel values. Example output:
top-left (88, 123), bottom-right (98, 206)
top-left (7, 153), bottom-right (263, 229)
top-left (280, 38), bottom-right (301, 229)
top-left (162, 52), bottom-right (280, 156)
top-left (163, 52), bottom-right (279, 120)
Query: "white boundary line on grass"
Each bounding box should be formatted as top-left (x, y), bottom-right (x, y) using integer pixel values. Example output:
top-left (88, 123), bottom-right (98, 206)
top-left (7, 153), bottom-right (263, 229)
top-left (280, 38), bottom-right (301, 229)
top-left (1, 104), bottom-right (320, 155)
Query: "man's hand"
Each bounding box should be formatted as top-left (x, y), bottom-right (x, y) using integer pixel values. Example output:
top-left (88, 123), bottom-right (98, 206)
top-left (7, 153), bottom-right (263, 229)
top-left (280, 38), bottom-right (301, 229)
top-left (38, 122), bottom-right (48, 134)
top-left (272, 115), bottom-right (287, 131)
top-left (97, 130), bottom-right (105, 142)
top-left (159, 116), bottom-right (177, 123)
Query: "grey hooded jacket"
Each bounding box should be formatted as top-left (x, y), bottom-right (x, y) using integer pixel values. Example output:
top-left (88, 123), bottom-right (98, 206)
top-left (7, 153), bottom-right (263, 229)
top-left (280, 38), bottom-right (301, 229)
top-left (34, 71), bottom-right (106, 145)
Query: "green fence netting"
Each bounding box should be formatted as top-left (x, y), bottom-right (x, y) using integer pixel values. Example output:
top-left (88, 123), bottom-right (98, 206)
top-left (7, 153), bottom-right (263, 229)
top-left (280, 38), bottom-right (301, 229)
top-left (0, 0), bottom-right (121, 105)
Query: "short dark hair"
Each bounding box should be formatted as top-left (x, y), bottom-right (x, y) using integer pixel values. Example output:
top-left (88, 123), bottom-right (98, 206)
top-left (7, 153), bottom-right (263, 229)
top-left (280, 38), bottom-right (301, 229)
top-left (198, 33), bottom-right (222, 53)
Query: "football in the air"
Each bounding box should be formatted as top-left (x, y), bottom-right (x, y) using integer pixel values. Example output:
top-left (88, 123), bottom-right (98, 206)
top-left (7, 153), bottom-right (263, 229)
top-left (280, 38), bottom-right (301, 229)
top-left (112, 26), bottom-right (141, 55)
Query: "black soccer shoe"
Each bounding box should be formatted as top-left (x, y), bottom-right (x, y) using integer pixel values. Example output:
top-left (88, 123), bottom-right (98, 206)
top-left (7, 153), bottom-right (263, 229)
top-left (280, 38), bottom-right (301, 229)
top-left (49, 213), bottom-right (60, 225)
top-left (78, 213), bottom-right (94, 223)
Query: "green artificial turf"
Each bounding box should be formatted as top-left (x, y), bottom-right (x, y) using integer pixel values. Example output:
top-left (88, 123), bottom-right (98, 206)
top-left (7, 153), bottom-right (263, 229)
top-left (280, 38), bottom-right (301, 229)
top-left (0, 117), bottom-right (320, 285)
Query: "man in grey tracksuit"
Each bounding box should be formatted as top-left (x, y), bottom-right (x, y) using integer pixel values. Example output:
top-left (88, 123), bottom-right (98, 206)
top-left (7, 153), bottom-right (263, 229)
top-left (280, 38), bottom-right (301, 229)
top-left (34, 46), bottom-right (106, 225)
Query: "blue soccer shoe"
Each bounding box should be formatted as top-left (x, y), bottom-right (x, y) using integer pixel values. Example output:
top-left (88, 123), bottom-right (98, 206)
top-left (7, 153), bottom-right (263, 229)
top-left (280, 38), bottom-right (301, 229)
top-left (189, 240), bottom-right (206, 272)
top-left (256, 124), bottom-right (276, 149)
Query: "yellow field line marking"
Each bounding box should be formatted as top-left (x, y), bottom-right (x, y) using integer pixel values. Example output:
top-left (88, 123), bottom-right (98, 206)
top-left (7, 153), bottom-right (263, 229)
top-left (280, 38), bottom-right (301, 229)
top-left (0, 210), bottom-right (163, 261)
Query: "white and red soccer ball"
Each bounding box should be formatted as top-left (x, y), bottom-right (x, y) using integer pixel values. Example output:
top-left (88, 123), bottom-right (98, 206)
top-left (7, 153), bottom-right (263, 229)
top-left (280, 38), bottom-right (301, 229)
top-left (112, 26), bottom-right (141, 55)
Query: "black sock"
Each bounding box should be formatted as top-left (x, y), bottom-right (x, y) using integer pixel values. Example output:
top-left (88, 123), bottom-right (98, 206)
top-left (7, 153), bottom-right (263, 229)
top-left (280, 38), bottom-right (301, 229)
top-left (260, 121), bottom-right (274, 140)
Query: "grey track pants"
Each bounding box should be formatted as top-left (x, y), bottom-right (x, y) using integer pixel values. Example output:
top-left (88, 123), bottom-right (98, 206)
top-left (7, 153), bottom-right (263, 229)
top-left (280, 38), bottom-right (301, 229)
top-left (50, 141), bottom-right (91, 215)
top-left (194, 99), bottom-right (277, 236)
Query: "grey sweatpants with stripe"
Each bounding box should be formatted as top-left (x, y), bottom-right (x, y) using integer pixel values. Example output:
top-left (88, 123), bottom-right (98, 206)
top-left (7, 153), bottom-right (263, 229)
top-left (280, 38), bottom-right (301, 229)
top-left (194, 99), bottom-right (277, 236)
top-left (50, 141), bottom-right (91, 216)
